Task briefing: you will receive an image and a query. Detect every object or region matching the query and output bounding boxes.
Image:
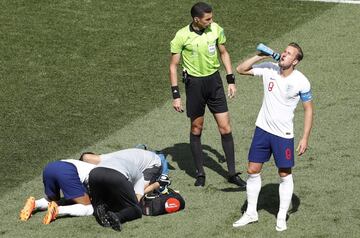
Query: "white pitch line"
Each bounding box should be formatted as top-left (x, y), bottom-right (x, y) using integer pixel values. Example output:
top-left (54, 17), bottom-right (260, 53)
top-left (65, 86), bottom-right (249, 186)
top-left (300, 0), bottom-right (360, 4)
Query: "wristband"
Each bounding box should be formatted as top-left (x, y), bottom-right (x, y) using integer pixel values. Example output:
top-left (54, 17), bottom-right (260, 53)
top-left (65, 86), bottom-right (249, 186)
top-left (171, 86), bottom-right (180, 99)
top-left (226, 74), bottom-right (235, 84)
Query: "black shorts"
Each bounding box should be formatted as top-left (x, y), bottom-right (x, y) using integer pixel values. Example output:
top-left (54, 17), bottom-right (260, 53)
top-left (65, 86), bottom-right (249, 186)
top-left (185, 71), bottom-right (228, 119)
top-left (88, 167), bottom-right (142, 223)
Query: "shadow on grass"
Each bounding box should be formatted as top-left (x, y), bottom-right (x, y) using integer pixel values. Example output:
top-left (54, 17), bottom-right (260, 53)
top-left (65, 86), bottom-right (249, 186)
top-left (237, 183), bottom-right (300, 219)
top-left (161, 143), bottom-right (228, 179)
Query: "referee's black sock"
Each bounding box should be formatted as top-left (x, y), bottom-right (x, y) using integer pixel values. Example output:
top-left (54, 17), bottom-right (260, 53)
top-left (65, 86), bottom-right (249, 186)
top-left (221, 132), bottom-right (236, 176)
top-left (190, 133), bottom-right (205, 176)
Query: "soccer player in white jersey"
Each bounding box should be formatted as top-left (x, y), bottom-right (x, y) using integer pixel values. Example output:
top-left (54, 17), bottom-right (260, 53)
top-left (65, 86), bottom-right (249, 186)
top-left (232, 43), bottom-right (313, 231)
top-left (19, 159), bottom-right (95, 224)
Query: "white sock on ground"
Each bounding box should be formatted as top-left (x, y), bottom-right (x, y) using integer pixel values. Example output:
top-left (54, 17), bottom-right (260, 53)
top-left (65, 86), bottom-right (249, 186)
top-left (278, 174), bottom-right (294, 220)
top-left (58, 204), bottom-right (94, 217)
top-left (35, 198), bottom-right (49, 210)
top-left (245, 173), bottom-right (261, 216)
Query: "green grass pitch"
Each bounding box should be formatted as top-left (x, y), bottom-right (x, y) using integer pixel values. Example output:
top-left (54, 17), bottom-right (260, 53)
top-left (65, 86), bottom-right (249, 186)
top-left (0, 0), bottom-right (359, 237)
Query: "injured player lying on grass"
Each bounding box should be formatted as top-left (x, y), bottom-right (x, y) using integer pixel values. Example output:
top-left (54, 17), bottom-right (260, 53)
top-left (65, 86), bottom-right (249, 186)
top-left (19, 147), bottom-right (170, 225)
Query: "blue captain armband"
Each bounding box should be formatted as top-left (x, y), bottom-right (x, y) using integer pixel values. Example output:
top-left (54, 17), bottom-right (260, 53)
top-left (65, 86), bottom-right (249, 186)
top-left (300, 90), bottom-right (313, 102)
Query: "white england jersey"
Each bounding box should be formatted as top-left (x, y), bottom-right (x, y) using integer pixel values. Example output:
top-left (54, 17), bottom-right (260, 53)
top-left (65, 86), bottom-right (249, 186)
top-left (62, 159), bottom-right (96, 183)
top-left (252, 62), bottom-right (312, 139)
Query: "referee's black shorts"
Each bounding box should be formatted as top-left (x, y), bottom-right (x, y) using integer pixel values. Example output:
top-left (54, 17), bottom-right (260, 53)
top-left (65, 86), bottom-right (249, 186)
top-left (185, 71), bottom-right (228, 119)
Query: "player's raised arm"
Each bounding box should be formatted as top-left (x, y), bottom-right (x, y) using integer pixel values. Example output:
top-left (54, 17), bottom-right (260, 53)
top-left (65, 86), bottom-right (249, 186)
top-left (236, 54), bottom-right (269, 76)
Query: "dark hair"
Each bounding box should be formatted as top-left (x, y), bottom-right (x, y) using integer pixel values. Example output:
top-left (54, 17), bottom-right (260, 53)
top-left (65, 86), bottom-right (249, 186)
top-left (79, 152), bottom-right (95, 161)
top-left (288, 42), bottom-right (304, 61)
top-left (191, 2), bottom-right (212, 18)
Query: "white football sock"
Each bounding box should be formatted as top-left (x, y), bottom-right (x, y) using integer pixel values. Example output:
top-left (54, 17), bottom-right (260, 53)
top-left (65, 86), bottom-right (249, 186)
top-left (245, 173), bottom-right (261, 216)
top-left (58, 204), bottom-right (94, 217)
top-left (278, 174), bottom-right (294, 220)
top-left (35, 198), bottom-right (49, 210)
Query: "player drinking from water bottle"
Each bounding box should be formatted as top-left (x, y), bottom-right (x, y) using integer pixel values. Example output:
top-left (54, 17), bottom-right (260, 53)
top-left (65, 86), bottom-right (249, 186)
top-left (232, 42), bottom-right (313, 231)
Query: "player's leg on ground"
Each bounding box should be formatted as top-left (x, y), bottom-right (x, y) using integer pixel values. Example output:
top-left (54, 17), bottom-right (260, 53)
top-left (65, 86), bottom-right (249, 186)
top-left (277, 168), bottom-right (293, 231)
top-left (42, 162), bottom-right (62, 202)
top-left (40, 162), bottom-right (64, 224)
top-left (233, 162), bottom-right (262, 227)
top-left (272, 133), bottom-right (294, 231)
top-left (246, 162), bottom-right (263, 216)
top-left (56, 194), bottom-right (93, 217)
top-left (58, 204), bottom-right (94, 216)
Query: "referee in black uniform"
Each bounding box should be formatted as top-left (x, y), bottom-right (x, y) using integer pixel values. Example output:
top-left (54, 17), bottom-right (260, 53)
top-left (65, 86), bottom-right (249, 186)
top-left (169, 2), bottom-right (246, 187)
